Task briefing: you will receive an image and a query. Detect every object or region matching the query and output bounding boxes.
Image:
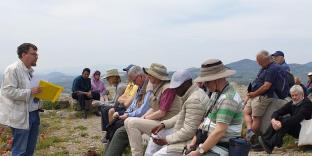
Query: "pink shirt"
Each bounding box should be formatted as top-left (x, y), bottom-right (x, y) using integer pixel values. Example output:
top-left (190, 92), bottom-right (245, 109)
top-left (91, 78), bottom-right (106, 96)
top-left (159, 88), bottom-right (176, 111)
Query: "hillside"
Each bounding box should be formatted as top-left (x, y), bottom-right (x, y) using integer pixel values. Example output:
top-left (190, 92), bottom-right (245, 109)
top-left (0, 59), bottom-right (311, 92)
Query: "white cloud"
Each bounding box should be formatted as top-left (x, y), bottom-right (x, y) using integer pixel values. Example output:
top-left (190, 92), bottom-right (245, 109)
top-left (0, 0), bottom-right (311, 73)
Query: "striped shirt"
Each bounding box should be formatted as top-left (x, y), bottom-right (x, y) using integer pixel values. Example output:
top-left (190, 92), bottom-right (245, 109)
top-left (202, 84), bottom-right (243, 142)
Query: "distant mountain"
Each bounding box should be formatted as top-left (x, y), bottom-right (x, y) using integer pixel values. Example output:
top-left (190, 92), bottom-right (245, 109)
top-left (1, 59), bottom-right (311, 92)
top-left (185, 59), bottom-right (311, 85)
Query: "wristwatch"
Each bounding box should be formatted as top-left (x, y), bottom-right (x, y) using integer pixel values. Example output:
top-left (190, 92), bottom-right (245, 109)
top-left (197, 143), bottom-right (205, 155)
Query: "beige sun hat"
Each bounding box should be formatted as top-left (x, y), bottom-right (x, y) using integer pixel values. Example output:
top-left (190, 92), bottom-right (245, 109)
top-left (308, 72), bottom-right (312, 76)
top-left (143, 63), bottom-right (170, 81)
top-left (194, 59), bottom-right (236, 82)
top-left (105, 69), bottom-right (120, 79)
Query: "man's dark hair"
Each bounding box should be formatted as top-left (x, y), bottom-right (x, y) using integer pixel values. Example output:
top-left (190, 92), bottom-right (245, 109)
top-left (82, 68), bottom-right (91, 74)
top-left (17, 43), bottom-right (38, 59)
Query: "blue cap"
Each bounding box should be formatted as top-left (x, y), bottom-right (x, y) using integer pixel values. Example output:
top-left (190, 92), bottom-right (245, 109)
top-left (123, 64), bottom-right (135, 71)
top-left (271, 51), bottom-right (284, 57)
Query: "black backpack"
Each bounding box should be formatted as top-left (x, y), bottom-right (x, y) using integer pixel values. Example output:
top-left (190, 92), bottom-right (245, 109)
top-left (274, 69), bottom-right (293, 99)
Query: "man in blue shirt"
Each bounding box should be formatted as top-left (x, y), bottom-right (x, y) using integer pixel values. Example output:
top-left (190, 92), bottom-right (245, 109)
top-left (244, 51), bottom-right (287, 148)
top-left (271, 51), bottom-right (290, 72)
top-left (72, 68), bottom-right (92, 118)
top-left (104, 66), bottom-right (152, 156)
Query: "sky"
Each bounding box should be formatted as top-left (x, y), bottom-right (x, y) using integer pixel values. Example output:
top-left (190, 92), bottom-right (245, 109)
top-left (0, 0), bottom-right (311, 75)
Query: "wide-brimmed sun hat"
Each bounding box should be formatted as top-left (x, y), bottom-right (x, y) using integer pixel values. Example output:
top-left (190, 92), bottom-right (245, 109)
top-left (143, 63), bottom-right (169, 81)
top-left (105, 69), bottom-right (120, 79)
top-left (194, 59), bottom-right (236, 82)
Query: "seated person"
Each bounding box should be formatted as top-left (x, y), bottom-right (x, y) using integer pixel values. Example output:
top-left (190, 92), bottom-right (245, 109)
top-left (108, 65), bottom-right (138, 125)
top-left (259, 85), bottom-right (312, 154)
top-left (306, 72), bottom-right (312, 97)
top-left (104, 65), bottom-right (151, 143)
top-left (103, 69), bottom-right (126, 104)
top-left (91, 70), bottom-right (106, 116)
top-left (124, 63), bottom-right (182, 156)
top-left (294, 76), bottom-right (307, 97)
top-left (153, 59), bottom-right (243, 156)
top-left (117, 64), bottom-right (138, 106)
top-left (98, 69), bottom-right (126, 130)
top-left (146, 70), bottom-right (208, 156)
top-left (72, 68), bottom-right (99, 118)
top-left (91, 70), bottom-right (106, 101)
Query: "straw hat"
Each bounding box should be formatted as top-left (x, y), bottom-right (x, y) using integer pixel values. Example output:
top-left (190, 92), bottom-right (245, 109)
top-left (194, 59), bottom-right (236, 82)
top-left (105, 69), bottom-right (120, 78)
top-left (143, 63), bottom-right (169, 81)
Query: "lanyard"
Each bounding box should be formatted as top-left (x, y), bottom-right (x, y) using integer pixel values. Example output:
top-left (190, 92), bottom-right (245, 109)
top-left (202, 83), bottom-right (229, 131)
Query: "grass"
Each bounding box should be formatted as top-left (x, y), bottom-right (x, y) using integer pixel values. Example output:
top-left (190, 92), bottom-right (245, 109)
top-left (74, 125), bottom-right (87, 131)
top-left (36, 136), bottom-right (65, 150)
top-left (46, 150), bottom-right (69, 156)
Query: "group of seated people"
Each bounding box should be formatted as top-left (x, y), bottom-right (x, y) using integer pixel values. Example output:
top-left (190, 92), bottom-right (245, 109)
top-left (71, 50), bottom-right (312, 156)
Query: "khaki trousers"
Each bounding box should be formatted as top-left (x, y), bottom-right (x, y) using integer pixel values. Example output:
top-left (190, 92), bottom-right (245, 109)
top-left (124, 117), bottom-right (161, 156)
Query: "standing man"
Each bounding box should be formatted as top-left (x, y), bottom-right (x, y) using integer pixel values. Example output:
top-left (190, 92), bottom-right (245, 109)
top-left (0, 43), bottom-right (41, 156)
top-left (271, 51), bottom-right (290, 72)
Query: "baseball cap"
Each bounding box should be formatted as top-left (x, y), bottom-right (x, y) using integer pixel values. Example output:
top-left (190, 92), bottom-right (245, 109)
top-left (169, 70), bottom-right (192, 89)
top-left (271, 51), bottom-right (284, 57)
top-left (123, 64), bottom-right (135, 72)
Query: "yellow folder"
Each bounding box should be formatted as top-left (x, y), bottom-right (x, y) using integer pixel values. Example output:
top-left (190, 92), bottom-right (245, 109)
top-left (33, 80), bottom-right (64, 103)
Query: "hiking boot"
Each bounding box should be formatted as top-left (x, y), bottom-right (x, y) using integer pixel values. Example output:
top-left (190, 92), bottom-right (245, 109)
top-left (251, 142), bottom-right (264, 151)
top-left (246, 129), bottom-right (256, 142)
top-left (258, 136), bottom-right (273, 154)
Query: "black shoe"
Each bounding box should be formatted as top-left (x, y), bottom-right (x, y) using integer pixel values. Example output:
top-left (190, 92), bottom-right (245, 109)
top-left (258, 136), bottom-right (273, 154)
top-left (94, 111), bottom-right (101, 117)
top-left (251, 143), bottom-right (264, 151)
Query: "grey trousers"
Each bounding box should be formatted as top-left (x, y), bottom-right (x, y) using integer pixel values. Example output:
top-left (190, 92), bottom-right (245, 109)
top-left (104, 126), bottom-right (129, 156)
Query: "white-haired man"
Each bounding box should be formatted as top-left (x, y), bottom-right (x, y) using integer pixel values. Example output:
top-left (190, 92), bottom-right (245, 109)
top-left (259, 85), bottom-right (312, 154)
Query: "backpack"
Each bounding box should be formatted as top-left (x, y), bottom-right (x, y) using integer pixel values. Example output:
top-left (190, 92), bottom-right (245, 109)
top-left (274, 68), bottom-right (293, 99)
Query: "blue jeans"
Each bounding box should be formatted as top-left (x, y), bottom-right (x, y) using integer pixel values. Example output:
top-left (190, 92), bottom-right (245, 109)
top-left (11, 110), bottom-right (40, 156)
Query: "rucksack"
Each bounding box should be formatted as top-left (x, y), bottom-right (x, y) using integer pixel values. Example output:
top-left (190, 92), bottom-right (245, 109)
top-left (274, 69), bottom-right (293, 99)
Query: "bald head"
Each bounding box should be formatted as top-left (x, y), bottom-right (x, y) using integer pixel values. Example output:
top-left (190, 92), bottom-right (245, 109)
top-left (256, 50), bottom-right (272, 68)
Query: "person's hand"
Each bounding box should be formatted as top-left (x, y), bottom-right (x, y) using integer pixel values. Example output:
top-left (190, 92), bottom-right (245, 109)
top-left (31, 87), bottom-right (41, 95)
top-left (271, 119), bottom-right (282, 130)
top-left (86, 91), bottom-right (92, 97)
top-left (153, 138), bottom-right (168, 146)
top-left (151, 123), bottom-right (165, 135)
top-left (119, 113), bottom-right (128, 120)
top-left (187, 151), bottom-right (201, 156)
top-left (113, 112), bottom-right (119, 119)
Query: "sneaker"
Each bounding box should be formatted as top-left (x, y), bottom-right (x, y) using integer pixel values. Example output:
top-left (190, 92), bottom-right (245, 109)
top-left (258, 136), bottom-right (273, 154)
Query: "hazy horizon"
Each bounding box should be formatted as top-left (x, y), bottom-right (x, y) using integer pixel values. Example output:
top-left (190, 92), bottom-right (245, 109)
top-left (1, 0), bottom-right (311, 74)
